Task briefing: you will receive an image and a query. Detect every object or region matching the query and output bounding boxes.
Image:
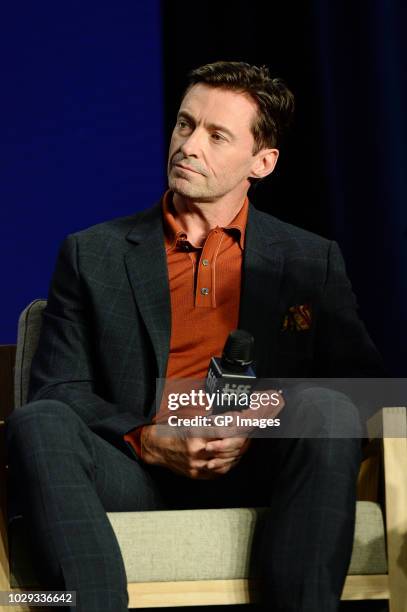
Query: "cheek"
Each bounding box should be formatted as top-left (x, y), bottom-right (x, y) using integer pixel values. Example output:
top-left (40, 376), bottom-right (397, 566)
top-left (214, 154), bottom-right (251, 179)
top-left (168, 135), bottom-right (181, 158)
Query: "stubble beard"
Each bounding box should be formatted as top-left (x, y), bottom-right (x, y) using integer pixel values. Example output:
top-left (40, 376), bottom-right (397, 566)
top-left (168, 171), bottom-right (214, 201)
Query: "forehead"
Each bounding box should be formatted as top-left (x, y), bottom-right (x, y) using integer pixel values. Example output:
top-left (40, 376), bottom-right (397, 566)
top-left (179, 83), bottom-right (258, 131)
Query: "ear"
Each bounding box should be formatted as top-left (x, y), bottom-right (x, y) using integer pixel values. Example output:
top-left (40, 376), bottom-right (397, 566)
top-left (249, 148), bottom-right (279, 180)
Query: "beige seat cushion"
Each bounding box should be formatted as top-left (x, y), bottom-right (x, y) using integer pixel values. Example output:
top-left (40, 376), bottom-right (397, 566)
top-left (10, 501), bottom-right (387, 588)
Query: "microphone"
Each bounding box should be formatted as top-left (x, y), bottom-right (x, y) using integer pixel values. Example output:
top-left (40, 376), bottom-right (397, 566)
top-left (206, 330), bottom-right (256, 414)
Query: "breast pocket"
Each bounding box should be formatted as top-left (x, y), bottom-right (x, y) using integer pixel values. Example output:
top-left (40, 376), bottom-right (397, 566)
top-left (276, 301), bottom-right (315, 361)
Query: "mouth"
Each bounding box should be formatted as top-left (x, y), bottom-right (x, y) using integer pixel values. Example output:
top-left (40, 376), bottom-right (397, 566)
top-left (173, 163), bottom-right (202, 175)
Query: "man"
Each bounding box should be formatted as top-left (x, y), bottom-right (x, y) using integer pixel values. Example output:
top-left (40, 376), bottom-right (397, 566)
top-left (6, 61), bottom-right (384, 611)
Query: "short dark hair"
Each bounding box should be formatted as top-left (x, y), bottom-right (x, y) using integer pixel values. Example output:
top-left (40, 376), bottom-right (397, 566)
top-left (186, 61), bottom-right (295, 153)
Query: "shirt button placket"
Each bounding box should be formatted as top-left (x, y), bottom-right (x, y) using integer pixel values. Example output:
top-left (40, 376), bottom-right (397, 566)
top-left (197, 240), bottom-right (213, 306)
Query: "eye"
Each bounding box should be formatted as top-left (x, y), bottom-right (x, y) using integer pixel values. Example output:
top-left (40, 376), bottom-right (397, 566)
top-left (177, 119), bottom-right (190, 130)
top-left (211, 133), bottom-right (225, 142)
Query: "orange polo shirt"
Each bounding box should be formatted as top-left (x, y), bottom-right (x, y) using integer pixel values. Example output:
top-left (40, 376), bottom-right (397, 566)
top-left (124, 191), bottom-right (248, 456)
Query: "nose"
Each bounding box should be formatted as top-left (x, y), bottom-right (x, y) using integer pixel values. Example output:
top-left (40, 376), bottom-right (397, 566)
top-left (180, 127), bottom-right (204, 158)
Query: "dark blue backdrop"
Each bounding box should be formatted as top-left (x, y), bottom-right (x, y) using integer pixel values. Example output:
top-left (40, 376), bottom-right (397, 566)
top-left (1, 1), bottom-right (165, 343)
top-left (314, 0), bottom-right (407, 375)
top-left (2, 1), bottom-right (406, 375)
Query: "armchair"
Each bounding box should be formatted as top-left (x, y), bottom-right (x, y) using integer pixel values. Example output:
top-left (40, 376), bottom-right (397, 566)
top-left (0, 300), bottom-right (406, 611)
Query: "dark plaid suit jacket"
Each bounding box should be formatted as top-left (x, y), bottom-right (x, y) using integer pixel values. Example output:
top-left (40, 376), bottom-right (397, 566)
top-left (28, 201), bottom-right (384, 453)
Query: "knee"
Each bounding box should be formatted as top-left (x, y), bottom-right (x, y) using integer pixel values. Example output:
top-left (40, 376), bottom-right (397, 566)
top-left (288, 386), bottom-right (362, 438)
top-left (6, 399), bottom-right (78, 445)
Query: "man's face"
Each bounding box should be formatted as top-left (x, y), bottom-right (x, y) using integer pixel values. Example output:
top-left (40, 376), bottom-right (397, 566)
top-left (167, 83), bottom-right (270, 202)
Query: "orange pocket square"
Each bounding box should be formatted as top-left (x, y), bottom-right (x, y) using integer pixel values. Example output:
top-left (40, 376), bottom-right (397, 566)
top-left (282, 303), bottom-right (312, 331)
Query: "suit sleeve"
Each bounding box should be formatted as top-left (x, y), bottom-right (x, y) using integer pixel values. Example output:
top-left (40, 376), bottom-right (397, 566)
top-left (313, 240), bottom-right (386, 377)
top-left (28, 234), bottom-right (151, 454)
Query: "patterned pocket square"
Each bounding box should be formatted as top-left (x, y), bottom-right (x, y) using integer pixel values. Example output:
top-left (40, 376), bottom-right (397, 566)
top-left (282, 303), bottom-right (312, 331)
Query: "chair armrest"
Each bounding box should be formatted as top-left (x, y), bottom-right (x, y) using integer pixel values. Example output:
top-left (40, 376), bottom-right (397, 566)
top-left (0, 421), bottom-right (10, 591)
top-left (368, 407), bottom-right (407, 608)
top-left (0, 345), bottom-right (15, 588)
top-left (367, 407), bottom-right (407, 530)
top-left (357, 406), bottom-right (406, 502)
top-left (367, 406), bottom-right (407, 439)
top-left (0, 345), bottom-right (16, 421)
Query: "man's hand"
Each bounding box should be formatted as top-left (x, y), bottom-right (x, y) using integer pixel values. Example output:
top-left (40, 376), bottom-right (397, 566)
top-left (140, 425), bottom-right (250, 479)
top-left (207, 388), bottom-right (285, 439)
top-left (204, 436), bottom-right (251, 473)
top-left (140, 388), bottom-right (284, 479)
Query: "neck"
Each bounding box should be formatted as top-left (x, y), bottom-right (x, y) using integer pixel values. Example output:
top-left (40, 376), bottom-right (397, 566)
top-left (172, 190), bottom-right (248, 246)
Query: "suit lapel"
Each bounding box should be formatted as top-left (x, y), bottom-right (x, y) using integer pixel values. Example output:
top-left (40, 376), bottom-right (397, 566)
top-left (123, 202), bottom-right (288, 379)
top-left (239, 205), bottom-right (285, 376)
top-left (124, 204), bottom-right (171, 378)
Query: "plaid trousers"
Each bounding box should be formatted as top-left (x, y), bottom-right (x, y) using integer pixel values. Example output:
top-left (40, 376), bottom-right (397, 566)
top-left (6, 389), bottom-right (362, 611)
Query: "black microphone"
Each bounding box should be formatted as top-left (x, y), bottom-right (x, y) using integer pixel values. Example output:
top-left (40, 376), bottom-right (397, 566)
top-left (206, 330), bottom-right (256, 414)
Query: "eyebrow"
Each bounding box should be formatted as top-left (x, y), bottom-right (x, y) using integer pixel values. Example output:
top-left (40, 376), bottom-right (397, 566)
top-left (177, 110), bottom-right (235, 140)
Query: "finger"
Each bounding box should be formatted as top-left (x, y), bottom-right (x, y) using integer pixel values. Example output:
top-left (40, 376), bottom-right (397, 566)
top-left (206, 436), bottom-right (249, 454)
top-left (206, 456), bottom-right (236, 470)
top-left (246, 390), bottom-right (285, 417)
top-left (207, 457), bottom-right (241, 474)
top-left (209, 415), bottom-right (257, 438)
top-left (206, 442), bottom-right (249, 459)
